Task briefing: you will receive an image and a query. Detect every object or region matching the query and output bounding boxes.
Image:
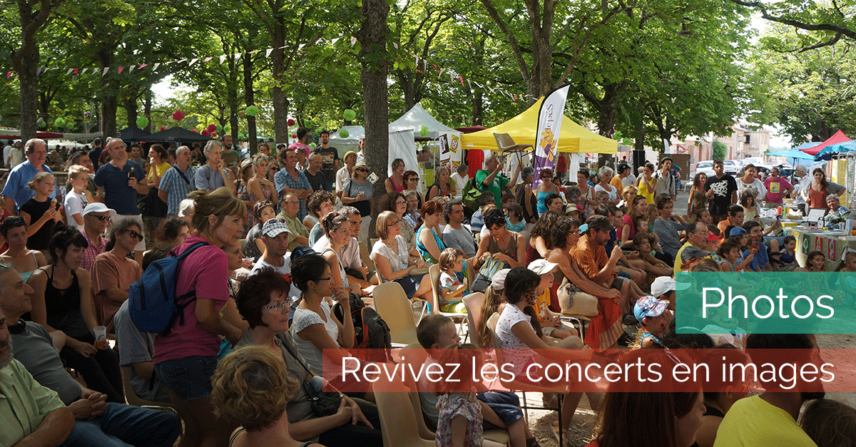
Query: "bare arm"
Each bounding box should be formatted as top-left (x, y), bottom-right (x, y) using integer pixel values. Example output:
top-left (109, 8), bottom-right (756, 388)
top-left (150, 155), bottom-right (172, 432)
top-left (247, 178), bottom-right (266, 204)
top-left (371, 251), bottom-right (413, 281)
top-left (195, 298), bottom-right (243, 344)
top-left (157, 189), bottom-right (168, 204)
top-left (4, 195), bottom-right (16, 216)
top-left (221, 298), bottom-right (249, 334)
top-left (418, 228), bottom-right (442, 261)
top-left (12, 407), bottom-right (74, 447)
top-left (76, 270), bottom-right (98, 332)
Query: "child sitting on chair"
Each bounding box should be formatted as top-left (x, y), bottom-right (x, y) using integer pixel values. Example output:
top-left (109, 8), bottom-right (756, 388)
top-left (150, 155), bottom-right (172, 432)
top-left (438, 248), bottom-right (469, 314)
top-left (415, 315), bottom-right (536, 447)
top-left (528, 259), bottom-right (577, 341)
top-left (634, 296), bottom-right (671, 348)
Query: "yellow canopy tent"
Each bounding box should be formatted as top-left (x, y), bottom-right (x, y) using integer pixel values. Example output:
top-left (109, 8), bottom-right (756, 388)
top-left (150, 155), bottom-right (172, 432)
top-left (460, 97), bottom-right (617, 154)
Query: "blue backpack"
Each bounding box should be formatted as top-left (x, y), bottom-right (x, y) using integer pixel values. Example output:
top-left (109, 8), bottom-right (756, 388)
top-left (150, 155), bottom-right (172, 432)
top-left (129, 242), bottom-right (209, 333)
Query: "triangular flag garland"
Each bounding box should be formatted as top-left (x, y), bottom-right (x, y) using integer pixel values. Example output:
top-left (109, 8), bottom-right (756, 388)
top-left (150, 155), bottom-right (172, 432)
top-left (3, 39), bottom-right (524, 102)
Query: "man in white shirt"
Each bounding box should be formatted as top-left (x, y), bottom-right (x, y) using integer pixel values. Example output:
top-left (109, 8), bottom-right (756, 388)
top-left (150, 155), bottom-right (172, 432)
top-left (3, 139), bottom-right (12, 167)
top-left (249, 219), bottom-right (303, 306)
top-left (450, 163), bottom-right (469, 198)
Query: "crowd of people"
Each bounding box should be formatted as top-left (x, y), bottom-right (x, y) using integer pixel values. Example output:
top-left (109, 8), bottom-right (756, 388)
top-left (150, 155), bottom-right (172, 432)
top-left (0, 132), bottom-right (852, 447)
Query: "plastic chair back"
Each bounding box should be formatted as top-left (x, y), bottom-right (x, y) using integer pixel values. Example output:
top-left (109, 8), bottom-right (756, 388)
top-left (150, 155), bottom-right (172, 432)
top-left (121, 367), bottom-right (175, 413)
top-left (373, 282), bottom-right (419, 346)
top-left (375, 380), bottom-right (435, 447)
top-left (462, 293), bottom-right (485, 347)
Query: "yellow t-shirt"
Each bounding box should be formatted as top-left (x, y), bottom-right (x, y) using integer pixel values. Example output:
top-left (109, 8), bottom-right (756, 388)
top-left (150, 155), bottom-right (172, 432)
top-left (609, 175), bottom-right (624, 194)
top-left (638, 178), bottom-right (655, 204)
top-left (534, 288), bottom-right (552, 325)
top-left (713, 395), bottom-right (817, 447)
top-left (673, 242), bottom-right (692, 274)
top-left (148, 161), bottom-right (171, 182)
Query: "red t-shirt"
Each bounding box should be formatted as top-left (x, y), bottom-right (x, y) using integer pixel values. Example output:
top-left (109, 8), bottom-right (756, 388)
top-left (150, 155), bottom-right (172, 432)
top-left (153, 235), bottom-right (230, 363)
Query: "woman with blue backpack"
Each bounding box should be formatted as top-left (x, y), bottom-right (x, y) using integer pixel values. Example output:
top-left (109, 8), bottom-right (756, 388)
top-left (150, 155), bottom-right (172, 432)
top-left (152, 186), bottom-right (248, 447)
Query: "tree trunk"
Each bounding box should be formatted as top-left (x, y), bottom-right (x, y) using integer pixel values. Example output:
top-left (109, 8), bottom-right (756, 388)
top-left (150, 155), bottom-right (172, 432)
top-left (358, 0), bottom-right (390, 238)
top-left (11, 0), bottom-right (47, 143)
top-left (271, 18), bottom-right (289, 143)
top-left (471, 91), bottom-right (484, 126)
top-left (124, 96), bottom-right (138, 128)
top-left (243, 54), bottom-right (257, 155)
top-left (144, 90), bottom-right (152, 132)
top-left (98, 47), bottom-right (118, 138)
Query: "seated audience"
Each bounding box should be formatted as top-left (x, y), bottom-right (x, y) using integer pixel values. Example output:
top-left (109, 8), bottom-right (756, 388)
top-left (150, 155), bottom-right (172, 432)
top-left (304, 190), bottom-right (334, 242)
top-left (245, 201), bottom-right (276, 260)
top-left (474, 208), bottom-right (525, 269)
top-left (151, 215), bottom-right (190, 250)
top-left (714, 334), bottom-right (824, 446)
top-left (571, 215), bottom-right (635, 312)
top-left (313, 206), bottom-right (378, 288)
top-left (442, 199), bottom-right (478, 258)
top-left (403, 190), bottom-right (422, 229)
top-left (29, 228), bottom-right (125, 403)
top-left (587, 350), bottom-right (704, 447)
top-left (371, 211), bottom-right (433, 301)
top-left (416, 200), bottom-right (447, 263)
top-left (90, 217), bottom-right (143, 331)
top-left (315, 211), bottom-right (368, 296)
top-left (0, 268), bottom-right (181, 446)
top-left (385, 191), bottom-right (417, 251)
top-left (277, 193), bottom-right (311, 251)
top-left (340, 160), bottom-right (374, 243)
top-left (800, 399), bottom-right (856, 447)
top-left (0, 216), bottom-right (48, 283)
top-left (652, 196), bottom-right (687, 261)
top-left (495, 267), bottom-right (586, 445)
top-left (526, 210), bottom-right (560, 265)
top-left (470, 192), bottom-right (496, 235)
top-left (693, 347), bottom-right (751, 447)
top-left (233, 268), bottom-right (382, 447)
top-left (78, 203), bottom-right (113, 272)
top-left (528, 259), bottom-right (578, 342)
top-left (546, 217), bottom-right (623, 349)
top-left (211, 346), bottom-right (324, 447)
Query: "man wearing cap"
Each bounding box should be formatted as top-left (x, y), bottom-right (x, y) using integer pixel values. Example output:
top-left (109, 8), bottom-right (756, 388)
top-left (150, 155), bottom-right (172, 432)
top-left (674, 221), bottom-right (712, 273)
top-left (336, 150), bottom-right (358, 198)
top-left (571, 215), bottom-right (632, 311)
top-left (529, 260), bottom-right (580, 344)
top-left (303, 153), bottom-right (326, 192)
top-left (158, 145), bottom-right (196, 216)
top-left (634, 296), bottom-right (670, 348)
top-left (249, 219), bottom-right (302, 302)
top-left (80, 203), bottom-right (114, 272)
top-left (276, 193), bottom-right (311, 251)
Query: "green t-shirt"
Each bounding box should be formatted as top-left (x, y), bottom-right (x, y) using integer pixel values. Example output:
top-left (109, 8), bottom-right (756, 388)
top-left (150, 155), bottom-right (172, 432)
top-left (221, 149), bottom-right (240, 168)
top-left (475, 169), bottom-right (509, 208)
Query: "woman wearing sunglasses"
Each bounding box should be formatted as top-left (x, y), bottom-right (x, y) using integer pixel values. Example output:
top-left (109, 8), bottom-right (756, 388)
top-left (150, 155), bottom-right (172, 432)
top-left (90, 216), bottom-right (144, 332)
top-left (340, 160), bottom-right (374, 244)
top-left (535, 168), bottom-right (560, 215)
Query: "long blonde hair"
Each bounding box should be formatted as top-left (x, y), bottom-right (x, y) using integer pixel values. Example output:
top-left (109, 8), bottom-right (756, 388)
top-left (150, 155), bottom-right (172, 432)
top-left (477, 286), bottom-right (504, 347)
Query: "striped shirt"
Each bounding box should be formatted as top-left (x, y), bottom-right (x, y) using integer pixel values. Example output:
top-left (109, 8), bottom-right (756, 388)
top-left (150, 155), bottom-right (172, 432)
top-left (274, 168), bottom-right (311, 220)
top-left (159, 165), bottom-right (196, 216)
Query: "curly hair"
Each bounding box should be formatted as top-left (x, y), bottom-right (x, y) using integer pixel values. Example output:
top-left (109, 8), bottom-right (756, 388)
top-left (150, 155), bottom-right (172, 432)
top-left (306, 190), bottom-right (334, 218)
top-left (0, 216), bottom-right (26, 238)
top-left (105, 217), bottom-right (142, 252)
top-left (550, 216), bottom-right (581, 249)
top-left (154, 217), bottom-right (189, 247)
top-left (320, 211), bottom-right (348, 238)
top-left (211, 346), bottom-right (300, 432)
top-left (530, 210), bottom-right (560, 242)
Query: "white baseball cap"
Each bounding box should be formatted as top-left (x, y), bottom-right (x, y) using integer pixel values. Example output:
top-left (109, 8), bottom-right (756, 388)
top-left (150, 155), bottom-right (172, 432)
top-left (528, 259), bottom-right (558, 276)
top-left (82, 203), bottom-right (117, 218)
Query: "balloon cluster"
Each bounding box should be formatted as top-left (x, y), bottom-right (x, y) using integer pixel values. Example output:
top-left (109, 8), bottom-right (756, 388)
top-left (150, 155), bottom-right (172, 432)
top-left (172, 110), bottom-right (185, 121)
top-left (54, 118), bottom-right (66, 128)
top-left (419, 125), bottom-right (430, 137)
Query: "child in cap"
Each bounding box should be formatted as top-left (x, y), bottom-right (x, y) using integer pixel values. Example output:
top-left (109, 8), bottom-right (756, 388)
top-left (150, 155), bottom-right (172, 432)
top-left (528, 259), bottom-right (578, 341)
top-left (634, 296), bottom-right (670, 348)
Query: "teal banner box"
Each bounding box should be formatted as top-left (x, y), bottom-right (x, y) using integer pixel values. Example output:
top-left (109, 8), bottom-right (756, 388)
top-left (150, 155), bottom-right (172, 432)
top-left (675, 272), bottom-right (856, 334)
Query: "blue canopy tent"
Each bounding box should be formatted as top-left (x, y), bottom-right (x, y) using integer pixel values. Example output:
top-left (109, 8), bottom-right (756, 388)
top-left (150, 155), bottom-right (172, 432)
top-left (767, 149), bottom-right (816, 161)
top-left (814, 141), bottom-right (856, 161)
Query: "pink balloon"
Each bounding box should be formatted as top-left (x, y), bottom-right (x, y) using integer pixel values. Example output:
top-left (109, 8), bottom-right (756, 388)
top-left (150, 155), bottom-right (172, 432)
top-left (191, 129), bottom-right (197, 133)
top-left (201, 130), bottom-right (210, 136)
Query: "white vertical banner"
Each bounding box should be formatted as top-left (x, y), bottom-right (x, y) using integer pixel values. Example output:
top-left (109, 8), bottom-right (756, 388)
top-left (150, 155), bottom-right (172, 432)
top-left (533, 83), bottom-right (571, 189)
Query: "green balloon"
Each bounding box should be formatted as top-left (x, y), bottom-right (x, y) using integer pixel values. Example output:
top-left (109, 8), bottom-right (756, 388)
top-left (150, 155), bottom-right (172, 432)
top-left (304, 119), bottom-right (314, 129)
top-left (217, 125), bottom-right (223, 133)
top-left (37, 117), bottom-right (46, 128)
top-left (136, 117), bottom-right (149, 128)
top-left (343, 109), bottom-right (356, 121)
top-left (309, 142), bottom-right (317, 148)
top-left (419, 125), bottom-right (430, 137)
top-left (245, 105), bottom-right (260, 116)
top-left (54, 118), bottom-right (66, 128)
top-left (225, 125), bottom-right (231, 132)
top-left (339, 129), bottom-right (349, 138)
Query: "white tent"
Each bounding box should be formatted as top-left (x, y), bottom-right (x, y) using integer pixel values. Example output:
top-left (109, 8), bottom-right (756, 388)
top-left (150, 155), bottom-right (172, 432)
top-left (329, 125), bottom-right (364, 158)
top-left (387, 104), bottom-right (462, 180)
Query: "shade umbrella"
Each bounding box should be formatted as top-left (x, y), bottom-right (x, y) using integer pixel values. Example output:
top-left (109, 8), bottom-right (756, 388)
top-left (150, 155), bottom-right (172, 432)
top-left (813, 141), bottom-right (856, 161)
top-left (800, 130), bottom-right (850, 156)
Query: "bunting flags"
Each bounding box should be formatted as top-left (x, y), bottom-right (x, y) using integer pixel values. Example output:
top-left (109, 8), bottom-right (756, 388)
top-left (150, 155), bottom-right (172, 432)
top-left (1, 38), bottom-right (525, 102)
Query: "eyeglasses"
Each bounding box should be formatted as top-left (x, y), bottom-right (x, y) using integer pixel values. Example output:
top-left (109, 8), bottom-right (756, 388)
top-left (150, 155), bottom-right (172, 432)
top-left (262, 301), bottom-right (289, 311)
top-left (387, 220), bottom-right (400, 227)
top-left (408, 177), bottom-right (419, 182)
top-left (270, 167), bottom-right (279, 171)
top-left (89, 215), bottom-right (111, 222)
top-left (395, 200), bottom-right (406, 205)
top-left (126, 230), bottom-right (144, 241)
top-left (356, 168), bottom-right (368, 172)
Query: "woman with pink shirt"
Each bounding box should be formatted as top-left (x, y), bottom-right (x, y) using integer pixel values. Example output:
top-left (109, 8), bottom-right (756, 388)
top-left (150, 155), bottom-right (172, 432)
top-left (153, 186), bottom-right (249, 447)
